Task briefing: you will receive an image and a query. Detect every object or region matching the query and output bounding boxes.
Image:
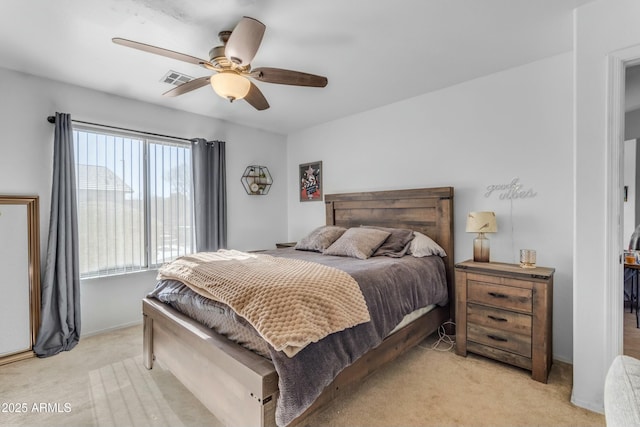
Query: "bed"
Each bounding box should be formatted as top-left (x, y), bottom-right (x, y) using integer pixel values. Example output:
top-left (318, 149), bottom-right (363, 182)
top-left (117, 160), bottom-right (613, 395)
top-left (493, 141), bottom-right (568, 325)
top-left (142, 186), bottom-right (455, 426)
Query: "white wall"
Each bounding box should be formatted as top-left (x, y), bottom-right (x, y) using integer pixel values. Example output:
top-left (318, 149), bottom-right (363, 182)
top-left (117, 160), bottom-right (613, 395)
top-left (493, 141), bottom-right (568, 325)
top-left (625, 108), bottom-right (640, 140)
top-left (573, 0), bottom-right (640, 413)
top-left (287, 52), bottom-right (574, 362)
top-left (0, 67), bottom-right (288, 335)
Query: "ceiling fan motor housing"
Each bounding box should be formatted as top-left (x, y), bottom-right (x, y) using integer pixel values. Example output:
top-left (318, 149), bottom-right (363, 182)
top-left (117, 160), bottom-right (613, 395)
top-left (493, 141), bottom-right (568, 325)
top-left (209, 46), bottom-right (229, 67)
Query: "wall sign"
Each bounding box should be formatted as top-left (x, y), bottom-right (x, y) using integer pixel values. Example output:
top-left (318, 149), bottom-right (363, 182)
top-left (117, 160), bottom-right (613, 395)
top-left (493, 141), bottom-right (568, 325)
top-left (485, 178), bottom-right (537, 200)
top-left (299, 161), bottom-right (323, 202)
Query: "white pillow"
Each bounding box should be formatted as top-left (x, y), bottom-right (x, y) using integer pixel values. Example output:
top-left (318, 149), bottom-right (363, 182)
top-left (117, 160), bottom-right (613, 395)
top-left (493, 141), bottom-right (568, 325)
top-left (408, 231), bottom-right (446, 257)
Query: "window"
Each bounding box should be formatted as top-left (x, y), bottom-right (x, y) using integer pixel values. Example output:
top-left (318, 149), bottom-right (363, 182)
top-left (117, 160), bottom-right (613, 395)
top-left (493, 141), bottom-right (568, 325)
top-left (73, 126), bottom-right (194, 278)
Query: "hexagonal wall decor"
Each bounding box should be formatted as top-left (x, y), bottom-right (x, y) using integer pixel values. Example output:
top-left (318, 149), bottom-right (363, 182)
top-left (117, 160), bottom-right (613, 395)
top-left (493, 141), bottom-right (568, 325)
top-left (241, 165), bottom-right (272, 195)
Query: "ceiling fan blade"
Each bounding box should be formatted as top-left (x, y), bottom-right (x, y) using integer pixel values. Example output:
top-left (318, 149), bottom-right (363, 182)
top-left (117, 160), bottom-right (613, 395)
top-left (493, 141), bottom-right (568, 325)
top-left (225, 17), bottom-right (266, 66)
top-left (250, 67), bottom-right (328, 87)
top-left (112, 37), bottom-right (213, 68)
top-left (244, 82), bottom-right (270, 111)
top-left (162, 76), bottom-right (211, 97)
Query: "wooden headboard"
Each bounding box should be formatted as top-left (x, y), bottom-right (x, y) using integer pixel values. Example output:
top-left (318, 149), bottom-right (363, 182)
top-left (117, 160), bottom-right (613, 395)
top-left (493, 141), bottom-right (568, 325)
top-left (324, 187), bottom-right (455, 319)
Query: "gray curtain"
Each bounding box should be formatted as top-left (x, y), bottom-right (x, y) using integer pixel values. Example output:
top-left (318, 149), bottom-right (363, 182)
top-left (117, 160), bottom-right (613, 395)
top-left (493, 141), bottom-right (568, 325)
top-left (34, 112), bottom-right (81, 357)
top-left (191, 138), bottom-right (227, 252)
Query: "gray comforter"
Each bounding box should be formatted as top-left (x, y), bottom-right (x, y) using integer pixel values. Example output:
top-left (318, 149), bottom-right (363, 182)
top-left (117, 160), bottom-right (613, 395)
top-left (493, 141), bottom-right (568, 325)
top-left (150, 248), bottom-right (448, 426)
top-left (267, 248), bottom-right (447, 425)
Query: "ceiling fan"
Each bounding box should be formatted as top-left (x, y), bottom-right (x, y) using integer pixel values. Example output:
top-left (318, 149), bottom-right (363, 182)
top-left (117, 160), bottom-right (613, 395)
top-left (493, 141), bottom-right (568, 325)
top-left (112, 17), bottom-right (328, 111)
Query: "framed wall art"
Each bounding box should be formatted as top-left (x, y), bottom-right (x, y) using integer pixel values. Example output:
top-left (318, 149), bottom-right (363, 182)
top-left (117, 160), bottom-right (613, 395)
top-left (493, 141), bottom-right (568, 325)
top-left (299, 161), bottom-right (322, 202)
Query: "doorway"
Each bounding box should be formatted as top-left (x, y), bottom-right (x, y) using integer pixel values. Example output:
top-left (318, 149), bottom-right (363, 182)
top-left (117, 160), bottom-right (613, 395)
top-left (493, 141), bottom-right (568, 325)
top-left (623, 65), bottom-right (640, 358)
top-left (606, 48), bottom-right (640, 366)
top-left (604, 45), bottom-right (640, 366)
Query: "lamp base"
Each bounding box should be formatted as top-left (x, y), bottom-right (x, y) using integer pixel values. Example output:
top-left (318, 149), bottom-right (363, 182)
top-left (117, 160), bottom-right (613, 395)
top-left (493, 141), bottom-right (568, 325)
top-left (473, 233), bottom-right (490, 262)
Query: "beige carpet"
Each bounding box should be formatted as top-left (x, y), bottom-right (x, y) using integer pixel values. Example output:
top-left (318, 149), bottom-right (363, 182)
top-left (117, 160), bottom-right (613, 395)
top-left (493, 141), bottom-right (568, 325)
top-left (0, 325), bottom-right (604, 427)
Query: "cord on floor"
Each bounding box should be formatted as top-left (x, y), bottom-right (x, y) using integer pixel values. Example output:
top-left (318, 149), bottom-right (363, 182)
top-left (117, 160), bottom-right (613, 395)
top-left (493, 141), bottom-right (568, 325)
top-left (419, 320), bottom-right (456, 352)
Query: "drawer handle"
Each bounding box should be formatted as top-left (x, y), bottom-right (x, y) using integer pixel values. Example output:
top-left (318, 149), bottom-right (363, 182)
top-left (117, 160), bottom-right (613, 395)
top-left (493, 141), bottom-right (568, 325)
top-left (488, 292), bottom-right (508, 299)
top-left (487, 315), bottom-right (508, 322)
top-left (487, 334), bottom-right (508, 342)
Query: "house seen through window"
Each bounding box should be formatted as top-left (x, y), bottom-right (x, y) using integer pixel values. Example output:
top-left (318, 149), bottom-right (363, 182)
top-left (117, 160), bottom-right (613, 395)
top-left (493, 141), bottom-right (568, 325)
top-left (73, 126), bottom-right (194, 278)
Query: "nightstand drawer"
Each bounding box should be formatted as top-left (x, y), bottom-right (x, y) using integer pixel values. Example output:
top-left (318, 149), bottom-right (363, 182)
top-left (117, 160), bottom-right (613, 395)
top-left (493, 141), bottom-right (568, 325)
top-left (467, 323), bottom-right (531, 357)
top-left (467, 280), bottom-right (532, 313)
top-left (467, 303), bottom-right (532, 335)
top-left (467, 342), bottom-right (532, 371)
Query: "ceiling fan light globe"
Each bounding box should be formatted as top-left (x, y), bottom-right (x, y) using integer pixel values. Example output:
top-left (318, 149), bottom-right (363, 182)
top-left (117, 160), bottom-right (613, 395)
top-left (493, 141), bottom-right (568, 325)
top-left (210, 71), bottom-right (251, 101)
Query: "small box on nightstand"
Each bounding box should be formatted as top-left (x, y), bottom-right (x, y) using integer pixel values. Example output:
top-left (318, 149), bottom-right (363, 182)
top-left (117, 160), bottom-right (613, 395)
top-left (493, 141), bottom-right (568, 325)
top-left (275, 242), bottom-right (297, 249)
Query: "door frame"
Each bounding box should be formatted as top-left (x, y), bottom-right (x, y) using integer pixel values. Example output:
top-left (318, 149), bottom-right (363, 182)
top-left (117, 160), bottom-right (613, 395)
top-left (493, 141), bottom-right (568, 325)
top-left (605, 45), bottom-right (640, 366)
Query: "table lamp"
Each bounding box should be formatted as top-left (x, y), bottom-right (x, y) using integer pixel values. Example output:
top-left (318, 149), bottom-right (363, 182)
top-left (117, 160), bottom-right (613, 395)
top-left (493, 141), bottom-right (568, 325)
top-left (466, 211), bottom-right (497, 262)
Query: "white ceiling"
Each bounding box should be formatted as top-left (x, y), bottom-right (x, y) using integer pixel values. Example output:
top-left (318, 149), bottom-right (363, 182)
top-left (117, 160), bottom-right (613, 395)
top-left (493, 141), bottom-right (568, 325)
top-left (0, 0), bottom-right (594, 135)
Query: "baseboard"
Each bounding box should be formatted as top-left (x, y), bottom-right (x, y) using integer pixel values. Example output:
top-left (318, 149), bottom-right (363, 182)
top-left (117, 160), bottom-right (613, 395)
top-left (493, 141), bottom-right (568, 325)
top-left (570, 394), bottom-right (604, 415)
top-left (82, 320), bottom-right (143, 338)
top-left (553, 355), bottom-right (573, 365)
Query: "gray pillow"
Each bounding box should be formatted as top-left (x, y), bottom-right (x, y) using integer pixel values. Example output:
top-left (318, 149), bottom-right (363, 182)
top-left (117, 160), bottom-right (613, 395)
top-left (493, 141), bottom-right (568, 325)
top-left (324, 227), bottom-right (391, 260)
top-left (295, 226), bottom-right (347, 252)
top-left (407, 231), bottom-right (447, 257)
top-left (361, 225), bottom-right (415, 257)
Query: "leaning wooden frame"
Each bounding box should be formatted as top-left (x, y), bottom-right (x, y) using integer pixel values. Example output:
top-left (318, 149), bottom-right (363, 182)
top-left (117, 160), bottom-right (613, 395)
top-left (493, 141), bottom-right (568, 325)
top-left (142, 186), bottom-right (455, 427)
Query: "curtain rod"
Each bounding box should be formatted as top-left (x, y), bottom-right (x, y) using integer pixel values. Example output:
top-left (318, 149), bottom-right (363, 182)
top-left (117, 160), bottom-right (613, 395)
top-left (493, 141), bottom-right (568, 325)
top-left (46, 115), bottom-right (195, 143)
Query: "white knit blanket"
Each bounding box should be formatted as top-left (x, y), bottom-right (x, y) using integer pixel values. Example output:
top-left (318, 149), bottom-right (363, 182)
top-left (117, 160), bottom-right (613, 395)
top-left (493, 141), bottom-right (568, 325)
top-left (157, 250), bottom-right (371, 357)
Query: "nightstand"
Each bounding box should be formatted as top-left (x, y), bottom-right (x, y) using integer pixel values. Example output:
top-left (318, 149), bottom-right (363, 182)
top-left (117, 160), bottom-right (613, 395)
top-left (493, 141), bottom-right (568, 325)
top-left (275, 242), bottom-right (297, 248)
top-left (455, 260), bottom-right (554, 383)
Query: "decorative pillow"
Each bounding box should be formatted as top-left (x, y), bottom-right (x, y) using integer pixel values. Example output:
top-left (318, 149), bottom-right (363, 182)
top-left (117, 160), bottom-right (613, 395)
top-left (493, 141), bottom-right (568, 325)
top-left (324, 227), bottom-right (391, 260)
top-left (295, 225), bottom-right (347, 252)
top-left (361, 225), bottom-right (415, 258)
top-left (408, 231), bottom-right (447, 257)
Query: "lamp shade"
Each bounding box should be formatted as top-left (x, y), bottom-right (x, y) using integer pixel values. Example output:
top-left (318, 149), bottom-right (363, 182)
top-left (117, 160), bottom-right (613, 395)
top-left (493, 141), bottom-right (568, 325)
top-left (466, 211), bottom-right (497, 233)
top-left (211, 71), bottom-right (251, 101)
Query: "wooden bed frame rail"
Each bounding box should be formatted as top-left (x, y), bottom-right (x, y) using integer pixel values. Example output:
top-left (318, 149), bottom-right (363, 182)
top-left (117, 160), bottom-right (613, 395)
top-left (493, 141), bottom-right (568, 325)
top-left (143, 299), bottom-right (279, 426)
top-left (143, 187), bottom-right (455, 427)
